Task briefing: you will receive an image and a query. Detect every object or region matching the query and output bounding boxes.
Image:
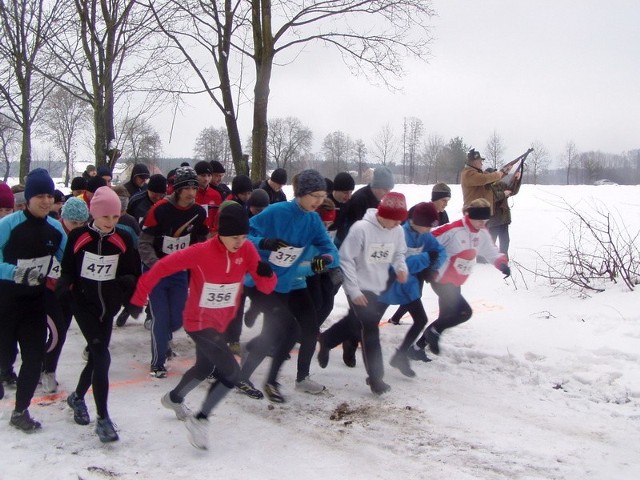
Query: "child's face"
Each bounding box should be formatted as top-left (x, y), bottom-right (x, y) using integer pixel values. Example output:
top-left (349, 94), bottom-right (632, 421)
top-left (27, 194), bottom-right (54, 218)
top-left (432, 197), bottom-right (449, 212)
top-left (377, 216), bottom-right (402, 229)
top-left (219, 234), bottom-right (247, 253)
top-left (176, 186), bottom-right (197, 206)
top-left (63, 219), bottom-right (86, 231)
top-left (411, 222), bottom-right (431, 234)
top-left (298, 191), bottom-right (326, 212)
top-left (0, 207), bottom-right (13, 218)
top-left (236, 191), bottom-right (251, 203)
top-left (93, 214), bottom-right (120, 233)
top-left (469, 218), bottom-right (489, 230)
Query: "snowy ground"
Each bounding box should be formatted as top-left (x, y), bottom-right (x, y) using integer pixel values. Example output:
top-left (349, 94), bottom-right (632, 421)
top-left (1, 184), bottom-right (639, 480)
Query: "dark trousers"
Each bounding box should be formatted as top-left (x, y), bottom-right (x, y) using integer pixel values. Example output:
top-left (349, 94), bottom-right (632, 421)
top-left (397, 299), bottom-right (429, 352)
top-left (172, 329), bottom-right (239, 417)
top-left (424, 282), bottom-right (472, 335)
top-left (388, 278), bottom-right (425, 324)
top-left (322, 291), bottom-right (388, 382)
top-left (489, 223), bottom-right (510, 258)
top-left (306, 272), bottom-right (338, 327)
top-left (0, 293), bottom-right (47, 412)
top-left (225, 292), bottom-right (247, 344)
top-left (43, 289), bottom-right (73, 373)
top-left (240, 288), bottom-right (318, 384)
top-left (72, 305), bottom-right (115, 419)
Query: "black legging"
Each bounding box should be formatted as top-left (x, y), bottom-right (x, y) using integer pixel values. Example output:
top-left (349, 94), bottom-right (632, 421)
top-left (425, 282), bottom-right (472, 335)
top-left (72, 306), bottom-right (114, 419)
top-left (388, 278), bottom-right (425, 324)
top-left (396, 298), bottom-right (429, 352)
top-left (43, 289), bottom-right (73, 374)
top-left (171, 329), bottom-right (239, 417)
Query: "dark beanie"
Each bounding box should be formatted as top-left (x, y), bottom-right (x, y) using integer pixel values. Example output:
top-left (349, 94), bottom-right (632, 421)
top-left (247, 188), bottom-right (270, 208)
top-left (87, 175), bottom-right (107, 193)
top-left (232, 174), bottom-right (253, 195)
top-left (54, 189), bottom-right (65, 203)
top-left (71, 176), bottom-right (88, 191)
top-left (218, 201), bottom-right (249, 236)
top-left (24, 168), bottom-right (55, 201)
top-left (210, 160), bottom-right (226, 174)
top-left (194, 161), bottom-right (212, 175)
top-left (131, 163), bottom-right (150, 179)
top-left (431, 183), bottom-right (452, 201)
top-left (270, 168), bottom-right (287, 185)
top-left (411, 202), bottom-right (439, 227)
top-left (147, 174), bottom-right (167, 193)
top-left (333, 172), bottom-right (355, 191)
top-left (97, 166), bottom-right (112, 178)
top-left (295, 169), bottom-right (326, 197)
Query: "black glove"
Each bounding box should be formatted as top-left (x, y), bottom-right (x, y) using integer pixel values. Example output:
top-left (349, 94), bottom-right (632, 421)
top-left (256, 260), bottom-right (273, 278)
top-left (311, 255), bottom-right (332, 274)
top-left (13, 265), bottom-right (45, 286)
top-left (55, 275), bottom-right (72, 301)
top-left (498, 263), bottom-right (511, 279)
top-left (259, 238), bottom-right (289, 252)
top-left (126, 303), bottom-right (144, 319)
top-left (428, 251), bottom-right (439, 263)
top-left (419, 268), bottom-right (438, 283)
top-left (327, 267), bottom-right (344, 289)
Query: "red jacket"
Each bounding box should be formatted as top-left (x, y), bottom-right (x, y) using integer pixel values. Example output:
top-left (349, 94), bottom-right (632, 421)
top-left (196, 186), bottom-right (222, 234)
top-left (131, 235), bottom-right (276, 333)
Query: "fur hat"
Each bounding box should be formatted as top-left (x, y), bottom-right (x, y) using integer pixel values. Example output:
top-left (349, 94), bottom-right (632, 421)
top-left (467, 148), bottom-right (484, 162)
top-left (371, 166), bottom-right (395, 190)
top-left (173, 167), bottom-right (199, 190)
top-left (295, 169), bottom-right (326, 197)
top-left (24, 168), bottom-right (55, 201)
top-left (333, 172), bottom-right (355, 191)
top-left (270, 168), bottom-right (287, 185)
top-left (377, 192), bottom-right (408, 222)
top-left (410, 202), bottom-right (439, 227)
top-left (218, 201), bottom-right (249, 236)
top-left (147, 174), bottom-right (167, 194)
top-left (61, 197), bottom-right (89, 222)
top-left (231, 175), bottom-right (253, 195)
top-left (0, 183), bottom-right (14, 209)
top-left (90, 187), bottom-right (121, 218)
top-left (431, 183), bottom-right (452, 201)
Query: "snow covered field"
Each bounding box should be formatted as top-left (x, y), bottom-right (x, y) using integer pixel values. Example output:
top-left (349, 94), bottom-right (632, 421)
top-left (1, 183), bottom-right (639, 480)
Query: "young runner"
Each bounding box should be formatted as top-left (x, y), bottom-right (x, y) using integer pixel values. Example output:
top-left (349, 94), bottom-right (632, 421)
top-left (129, 201), bottom-right (276, 450)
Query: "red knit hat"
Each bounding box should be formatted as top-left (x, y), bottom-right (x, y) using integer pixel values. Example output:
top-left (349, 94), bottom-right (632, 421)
top-left (411, 202), bottom-right (439, 227)
top-left (0, 183), bottom-right (14, 209)
top-left (377, 192), bottom-right (408, 221)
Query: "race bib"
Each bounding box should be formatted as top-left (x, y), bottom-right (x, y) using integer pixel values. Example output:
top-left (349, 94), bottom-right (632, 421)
top-left (453, 257), bottom-right (475, 276)
top-left (199, 282), bottom-right (240, 309)
top-left (48, 257), bottom-right (61, 279)
top-left (17, 255), bottom-right (52, 276)
top-left (268, 246), bottom-right (304, 268)
top-left (161, 234), bottom-right (190, 255)
top-left (80, 252), bottom-right (119, 281)
top-left (406, 247), bottom-right (422, 257)
top-left (366, 243), bottom-right (395, 264)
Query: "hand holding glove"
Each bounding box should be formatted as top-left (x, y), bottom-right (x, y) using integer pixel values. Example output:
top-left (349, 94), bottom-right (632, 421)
top-left (498, 263), bottom-right (511, 279)
top-left (13, 265), bottom-right (45, 287)
top-left (256, 260), bottom-right (274, 278)
top-left (259, 238), bottom-right (289, 251)
top-left (311, 255), bottom-right (332, 274)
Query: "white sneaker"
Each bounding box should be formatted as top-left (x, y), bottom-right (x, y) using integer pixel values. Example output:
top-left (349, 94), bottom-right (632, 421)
top-left (185, 415), bottom-right (209, 450)
top-left (295, 376), bottom-right (326, 395)
top-left (161, 392), bottom-right (191, 421)
top-left (41, 372), bottom-right (58, 394)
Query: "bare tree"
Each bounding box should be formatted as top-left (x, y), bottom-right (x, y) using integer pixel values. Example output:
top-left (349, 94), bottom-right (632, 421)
top-left (322, 131), bottom-right (353, 178)
top-left (402, 117), bottom-right (423, 183)
top-left (485, 129), bottom-right (505, 169)
top-left (560, 141), bottom-right (578, 185)
top-left (528, 141), bottom-right (551, 185)
top-left (193, 126), bottom-right (233, 172)
top-left (421, 133), bottom-right (445, 184)
top-left (578, 151), bottom-right (603, 185)
top-left (372, 124), bottom-right (398, 167)
top-left (0, 114), bottom-right (18, 181)
top-left (353, 139), bottom-right (367, 183)
top-left (0, 0), bottom-right (65, 179)
top-left (40, 87), bottom-right (89, 186)
top-left (267, 117), bottom-right (312, 171)
top-left (118, 116), bottom-right (163, 165)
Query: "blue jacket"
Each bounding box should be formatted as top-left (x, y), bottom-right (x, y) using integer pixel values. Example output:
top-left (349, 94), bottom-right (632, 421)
top-left (379, 222), bottom-right (447, 305)
top-left (247, 200), bottom-right (339, 293)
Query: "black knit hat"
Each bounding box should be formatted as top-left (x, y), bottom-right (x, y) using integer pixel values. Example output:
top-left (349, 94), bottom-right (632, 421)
top-left (87, 175), bottom-right (107, 193)
top-left (210, 160), bottom-right (226, 174)
top-left (131, 163), bottom-right (150, 179)
top-left (218, 201), bottom-right (249, 236)
top-left (148, 174), bottom-right (167, 194)
top-left (173, 167), bottom-right (199, 190)
top-left (333, 172), bottom-right (355, 191)
top-left (70, 176), bottom-right (88, 191)
top-left (270, 168), bottom-right (287, 185)
top-left (96, 166), bottom-right (112, 178)
top-left (247, 189), bottom-right (270, 208)
top-left (231, 175), bottom-right (253, 195)
top-left (194, 161), bottom-right (212, 175)
top-left (431, 183), bottom-right (452, 201)
top-left (295, 169), bottom-right (326, 197)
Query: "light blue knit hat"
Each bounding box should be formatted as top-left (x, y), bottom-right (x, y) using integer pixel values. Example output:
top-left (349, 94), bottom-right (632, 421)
top-left (61, 197), bottom-right (89, 222)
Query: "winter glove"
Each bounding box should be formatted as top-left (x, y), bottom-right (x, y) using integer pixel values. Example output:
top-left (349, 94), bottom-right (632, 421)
top-left (259, 238), bottom-right (289, 252)
top-left (311, 255), bottom-right (332, 274)
top-left (55, 275), bottom-right (73, 301)
top-left (327, 267), bottom-right (344, 289)
top-left (256, 260), bottom-right (274, 278)
top-left (498, 263), bottom-right (511, 279)
top-left (419, 268), bottom-right (439, 284)
top-left (126, 302), bottom-right (144, 319)
top-left (13, 265), bottom-right (45, 287)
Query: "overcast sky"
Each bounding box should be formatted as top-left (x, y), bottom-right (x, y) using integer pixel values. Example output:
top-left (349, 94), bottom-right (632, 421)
top-left (154, 0), bottom-right (640, 167)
